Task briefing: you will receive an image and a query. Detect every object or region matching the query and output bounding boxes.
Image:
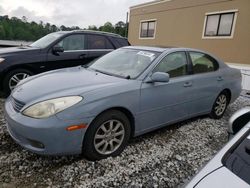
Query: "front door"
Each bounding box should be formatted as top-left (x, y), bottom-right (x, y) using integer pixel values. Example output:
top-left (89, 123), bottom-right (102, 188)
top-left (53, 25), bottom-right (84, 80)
top-left (138, 51), bottom-right (193, 134)
top-left (46, 34), bottom-right (89, 71)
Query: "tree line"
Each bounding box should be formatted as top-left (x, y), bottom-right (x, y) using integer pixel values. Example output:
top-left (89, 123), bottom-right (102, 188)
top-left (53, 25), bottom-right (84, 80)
top-left (0, 15), bottom-right (128, 41)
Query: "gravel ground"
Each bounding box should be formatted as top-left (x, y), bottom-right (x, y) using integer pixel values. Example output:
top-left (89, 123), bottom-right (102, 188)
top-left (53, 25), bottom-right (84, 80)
top-left (0, 96), bottom-right (249, 188)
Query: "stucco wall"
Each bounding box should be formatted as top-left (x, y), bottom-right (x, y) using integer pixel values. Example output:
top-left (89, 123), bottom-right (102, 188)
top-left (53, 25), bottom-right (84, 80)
top-left (128, 0), bottom-right (250, 65)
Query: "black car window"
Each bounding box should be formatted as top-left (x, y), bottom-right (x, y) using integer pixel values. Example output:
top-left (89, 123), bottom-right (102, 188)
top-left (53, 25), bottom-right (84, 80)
top-left (115, 38), bottom-right (130, 47)
top-left (30, 32), bottom-right (63, 48)
top-left (223, 129), bottom-right (250, 185)
top-left (189, 52), bottom-right (219, 74)
top-left (87, 35), bottom-right (114, 50)
top-left (153, 52), bottom-right (188, 78)
top-left (56, 34), bottom-right (85, 51)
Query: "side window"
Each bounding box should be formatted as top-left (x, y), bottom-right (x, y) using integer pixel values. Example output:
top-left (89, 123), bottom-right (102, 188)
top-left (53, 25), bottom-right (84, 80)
top-left (190, 52), bottom-right (219, 74)
top-left (56, 34), bottom-right (85, 51)
top-left (115, 38), bottom-right (130, 47)
top-left (87, 35), bottom-right (114, 49)
top-left (153, 52), bottom-right (187, 78)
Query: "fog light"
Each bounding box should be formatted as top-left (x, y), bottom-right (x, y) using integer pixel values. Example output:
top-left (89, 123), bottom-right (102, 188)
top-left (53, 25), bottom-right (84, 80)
top-left (28, 139), bottom-right (45, 149)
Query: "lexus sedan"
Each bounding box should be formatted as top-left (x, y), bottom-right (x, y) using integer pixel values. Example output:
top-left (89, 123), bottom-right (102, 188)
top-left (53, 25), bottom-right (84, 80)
top-left (4, 46), bottom-right (242, 160)
top-left (0, 30), bottom-right (129, 95)
top-left (185, 107), bottom-right (250, 188)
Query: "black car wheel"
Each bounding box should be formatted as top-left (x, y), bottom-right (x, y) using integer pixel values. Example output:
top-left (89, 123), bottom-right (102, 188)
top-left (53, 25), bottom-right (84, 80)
top-left (82, 110), bottom-right (131, 161)
top-left (210, 91), bottom-right (230, 119)
top-left (3, 69), bottom-right (33, 96)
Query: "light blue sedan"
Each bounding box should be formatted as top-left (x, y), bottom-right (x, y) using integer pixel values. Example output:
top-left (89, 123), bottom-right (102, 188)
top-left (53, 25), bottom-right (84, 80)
top-left (4, 46), bottom-right (242, 160)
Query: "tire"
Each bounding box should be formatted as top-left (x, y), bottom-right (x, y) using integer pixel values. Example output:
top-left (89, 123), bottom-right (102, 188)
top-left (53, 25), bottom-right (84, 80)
top-left (3, 69), bottom-right (33, 96)
top-left (82, 110), bottom-right (131, 161)
top-left (210, 91), bottom-right (230, 119)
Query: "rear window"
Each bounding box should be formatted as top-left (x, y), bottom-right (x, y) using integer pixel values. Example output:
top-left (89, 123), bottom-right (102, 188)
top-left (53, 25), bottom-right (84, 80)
top-left (87, 35), bottom-right (114, 49)
top-left (115, 38), bottom-right (130, 47)
top-left (110, 37), bottom-right (130, 48)
top-left (189, 52), bottom-right (219, 74)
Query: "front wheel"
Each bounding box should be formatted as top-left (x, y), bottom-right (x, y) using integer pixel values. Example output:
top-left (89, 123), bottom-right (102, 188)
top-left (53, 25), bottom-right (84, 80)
top-left (3, 69), bottom-right (33, 96)
top-left (82, 110), bottom-right (131, 161)
top-left (210, 92), bottom-right (229, 119)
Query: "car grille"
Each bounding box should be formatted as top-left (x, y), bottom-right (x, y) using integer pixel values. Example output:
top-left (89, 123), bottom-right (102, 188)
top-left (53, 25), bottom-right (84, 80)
top-left (10, 97), bottom-right (25, 112)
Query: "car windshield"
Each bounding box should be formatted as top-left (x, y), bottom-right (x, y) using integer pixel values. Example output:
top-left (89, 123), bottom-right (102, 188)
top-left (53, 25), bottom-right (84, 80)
top-left (30, 33), bottom-right (63, 48)
top-left (89, 48), bottom-right (160, 79)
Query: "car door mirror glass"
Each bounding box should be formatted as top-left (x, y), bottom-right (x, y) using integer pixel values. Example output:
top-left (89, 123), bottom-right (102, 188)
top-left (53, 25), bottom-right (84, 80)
top-left (52, 46), bottom-right (64, 54)
top-left (228, 107), bottom-right (250, 136)
top-left (150, 72), bottom-right (170, 83)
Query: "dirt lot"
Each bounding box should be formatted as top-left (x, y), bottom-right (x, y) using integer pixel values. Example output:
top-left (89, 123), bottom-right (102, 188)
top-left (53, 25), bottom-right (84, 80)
top-left (0, 96), bottom-right (249, 188)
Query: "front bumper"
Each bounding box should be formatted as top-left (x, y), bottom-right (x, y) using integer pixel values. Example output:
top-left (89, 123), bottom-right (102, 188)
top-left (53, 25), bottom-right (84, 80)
top-left (4, 97), bottom-right (93, 155)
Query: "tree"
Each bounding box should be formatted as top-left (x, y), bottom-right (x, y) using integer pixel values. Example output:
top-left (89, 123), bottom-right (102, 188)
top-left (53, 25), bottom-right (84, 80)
top-left (115, 21), bottom-right (126, 37)
top-left (22, 16), bottom-right (28, 23)
top-left (0, 15), bottom-right (129, 41)
top-left (88, 25), bottom-right (98, 31)
top-left (70, 26), bottom-right (80, 30)
top-left (45, 23), bottom-right (51, 32)
top-left (51, 25), bottom-right (58, 32)
top-left (60, 25), bottom-right (67, 31)
top-left (0, 25), bottom-right (6, 38)
top-left (99, 22), bottom-right (114, 33)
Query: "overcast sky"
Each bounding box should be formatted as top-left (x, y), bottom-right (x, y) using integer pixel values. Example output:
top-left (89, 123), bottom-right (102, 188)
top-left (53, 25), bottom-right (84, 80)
top-left (0, 0), bottom-right (152, 28)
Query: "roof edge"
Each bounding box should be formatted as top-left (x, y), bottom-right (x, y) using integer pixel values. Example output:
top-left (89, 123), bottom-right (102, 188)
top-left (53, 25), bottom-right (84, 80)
top-left (130, 0), bottom-right (172, 10)
top-left (59, 30), bottom-right (124, 38)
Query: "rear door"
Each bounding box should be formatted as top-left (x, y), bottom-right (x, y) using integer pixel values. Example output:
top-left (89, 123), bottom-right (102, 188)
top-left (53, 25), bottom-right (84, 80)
top-left (86, 34), bottom-right (115, 63)
top-left (187, 51), bottom-right (222, 116)
top-left (46, 34), bottom-right (88, 71)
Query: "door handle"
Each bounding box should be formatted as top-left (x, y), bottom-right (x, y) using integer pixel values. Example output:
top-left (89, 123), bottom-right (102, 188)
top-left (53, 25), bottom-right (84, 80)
top-left (183, 82), bottom-right (192, 87)
top-left (217, 76), bottom-right (223, 81)
top-left (79, 54), bottom-right (86, 59)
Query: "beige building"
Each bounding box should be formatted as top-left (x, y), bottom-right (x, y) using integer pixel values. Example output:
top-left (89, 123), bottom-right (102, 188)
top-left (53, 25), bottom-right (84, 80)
top-left (128, 0), bottom-right (250, 67)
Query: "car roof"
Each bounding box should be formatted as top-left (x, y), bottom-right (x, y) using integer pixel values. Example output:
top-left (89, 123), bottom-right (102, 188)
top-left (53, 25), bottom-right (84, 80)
top-left (56, 30), bottom-right (125, 38)
top-left (122, 46), bottom-right (172, 53)
top-left (123, 46), bottom-right (219, 55)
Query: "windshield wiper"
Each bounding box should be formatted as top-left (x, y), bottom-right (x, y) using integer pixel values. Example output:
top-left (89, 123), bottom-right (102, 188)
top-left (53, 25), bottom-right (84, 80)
top-left (126, 75), bottom-right (131, 79)
top-left (89, 68), bottom-right (130, 79)
top-left (89, 68), bottom-right (114, 76)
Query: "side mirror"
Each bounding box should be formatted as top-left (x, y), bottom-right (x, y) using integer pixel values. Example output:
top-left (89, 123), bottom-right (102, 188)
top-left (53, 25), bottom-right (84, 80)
top-left (228, 107), bottom-right (250, 137)
top-left (148, 72), bottom-right (170, 83)
top-left (52, 46), bottom-right (64, 54)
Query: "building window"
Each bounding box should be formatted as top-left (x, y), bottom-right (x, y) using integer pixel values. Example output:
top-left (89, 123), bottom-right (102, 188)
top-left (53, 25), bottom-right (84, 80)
top-left (203, 10), bottom-right (237, 38)
top-left (140, 20), bottom-right (156, 38)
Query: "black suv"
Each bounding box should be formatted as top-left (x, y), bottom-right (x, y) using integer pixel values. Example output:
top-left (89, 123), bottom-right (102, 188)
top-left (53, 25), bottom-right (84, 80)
top-left (0, 30), bottom-right (129, 95)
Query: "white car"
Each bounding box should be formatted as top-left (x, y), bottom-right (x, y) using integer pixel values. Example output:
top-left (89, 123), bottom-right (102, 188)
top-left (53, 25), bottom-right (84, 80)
top-left (185, 107), bottom-right (250, 188)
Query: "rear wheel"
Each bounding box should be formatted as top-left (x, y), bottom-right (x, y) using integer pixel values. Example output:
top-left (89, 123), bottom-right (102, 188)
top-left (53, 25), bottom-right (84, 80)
top-left (82, 110), bottom-right (131, 161)
top-left (210, 91), bottom-right (229, 119)
top-left (3, 69), bottom-right (33, 96)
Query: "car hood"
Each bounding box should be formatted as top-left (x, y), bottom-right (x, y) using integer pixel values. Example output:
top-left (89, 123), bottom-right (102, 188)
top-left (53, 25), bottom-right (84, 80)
top-left (0, 46), bottom-right (40, 56)
top-left (11, 66), bottom-right (127, 104)
top-left (194, 167), bottom-right (249, 188)
top-left (185, 127), bottom-right (250, 188)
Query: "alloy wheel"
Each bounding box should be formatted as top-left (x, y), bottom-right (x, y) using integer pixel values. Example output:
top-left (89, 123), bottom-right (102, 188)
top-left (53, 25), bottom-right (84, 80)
top-left (94, 120), bottom-right (125, 155)
top-left (9, 73), bottom-right (30, 90)
top-left (214, 94), bottom-right (227, 116)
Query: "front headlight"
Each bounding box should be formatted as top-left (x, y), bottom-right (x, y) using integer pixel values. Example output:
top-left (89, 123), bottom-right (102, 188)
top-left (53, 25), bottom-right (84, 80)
top-left (0, 58), bottom-right (5, 64)
top-left (22, 96), bottom-right (82, 119)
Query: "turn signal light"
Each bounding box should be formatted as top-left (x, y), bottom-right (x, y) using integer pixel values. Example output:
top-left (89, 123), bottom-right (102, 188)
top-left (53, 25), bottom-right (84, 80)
top-left (66, 124), bottom-right (87, 131)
